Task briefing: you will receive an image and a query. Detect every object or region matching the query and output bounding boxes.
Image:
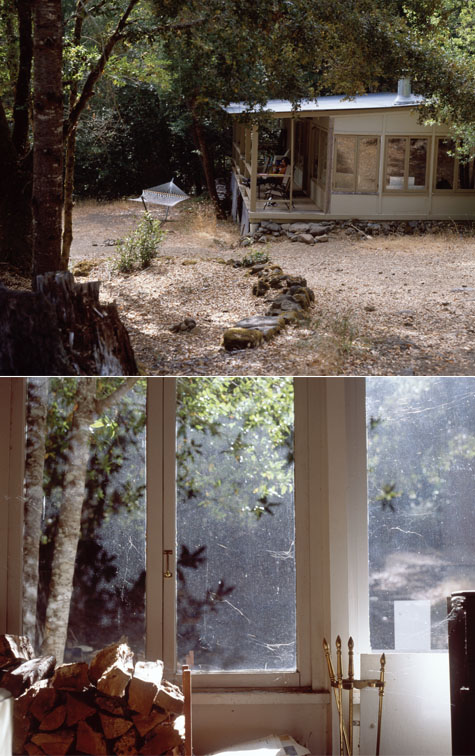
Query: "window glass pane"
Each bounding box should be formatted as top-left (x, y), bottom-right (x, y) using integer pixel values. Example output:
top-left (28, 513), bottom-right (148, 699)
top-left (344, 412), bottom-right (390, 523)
top-left (24, 378), bottom-right (146, 662)
top-left (176, 377), bottom-right (296, 672)
top-left (436, 139), bottom-right (455, 189)
top-left (458, 159), bottom-right (475, 190)
top-left (408, 138), bottom-right (428, 190)
top-left (385, 137), bottom-right (406, 189)
top-left (366, 377), bottom-right (475, 652)
top-left (312, 128), bottom-right (319, 179)
top-left (357, 137), bottom-right (379, 192)
top-left (318, 130), bottom-right (328, 184)
top-left (334, 136), bottom-right (356, 190)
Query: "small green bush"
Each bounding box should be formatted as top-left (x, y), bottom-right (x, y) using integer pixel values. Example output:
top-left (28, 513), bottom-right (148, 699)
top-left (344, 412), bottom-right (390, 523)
top-left (241, 248), bottom-right (269, 267)
top-left (113, 212), bottom-right (165, 274)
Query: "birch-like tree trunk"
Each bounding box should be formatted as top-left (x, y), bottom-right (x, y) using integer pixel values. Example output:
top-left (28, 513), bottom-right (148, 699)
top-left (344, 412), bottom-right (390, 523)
top-left (31, 0), bottom-right (64, 282)
top-left (40, 377), bottom-right (139, 664)
top-left (40, 378), bottom-right (97, 663)
top-left (23, 378), bottom-right (49, 651)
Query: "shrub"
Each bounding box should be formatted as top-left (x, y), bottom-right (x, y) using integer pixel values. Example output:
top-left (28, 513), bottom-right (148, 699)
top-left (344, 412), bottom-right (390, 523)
top-left (113, 212), bottom-right (165, 274)
top-left (241, 248), bottom-right (269, 267)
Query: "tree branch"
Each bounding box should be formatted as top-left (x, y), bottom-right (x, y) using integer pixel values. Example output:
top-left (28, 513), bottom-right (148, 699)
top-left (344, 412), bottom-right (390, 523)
top-left (95, 378), bottom-right (140, 415)
top-left (66, 0), bottom-right (141, 136)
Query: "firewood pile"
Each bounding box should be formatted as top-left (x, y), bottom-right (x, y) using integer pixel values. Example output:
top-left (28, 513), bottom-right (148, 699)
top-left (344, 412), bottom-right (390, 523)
top-left (0, 635), bottom-right (187, 755)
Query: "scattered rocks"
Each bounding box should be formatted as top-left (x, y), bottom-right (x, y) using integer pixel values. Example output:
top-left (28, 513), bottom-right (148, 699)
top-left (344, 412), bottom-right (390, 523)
top-left (223, 256), bottom-right (315, 350)
top-left (170, 318), bottom-right (196, 333)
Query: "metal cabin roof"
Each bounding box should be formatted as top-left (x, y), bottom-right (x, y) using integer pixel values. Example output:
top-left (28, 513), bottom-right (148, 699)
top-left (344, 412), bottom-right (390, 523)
top-left (225, 91), bottom-right (423, 115)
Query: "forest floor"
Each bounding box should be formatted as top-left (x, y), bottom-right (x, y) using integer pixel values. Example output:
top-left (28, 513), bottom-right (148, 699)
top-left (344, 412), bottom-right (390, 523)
top-left (7, 198), bottom-right (475, 376)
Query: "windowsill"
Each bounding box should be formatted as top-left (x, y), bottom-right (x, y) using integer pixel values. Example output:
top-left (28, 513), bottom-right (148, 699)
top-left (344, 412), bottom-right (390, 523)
top-left (192, 689), bottom-right (330, 705)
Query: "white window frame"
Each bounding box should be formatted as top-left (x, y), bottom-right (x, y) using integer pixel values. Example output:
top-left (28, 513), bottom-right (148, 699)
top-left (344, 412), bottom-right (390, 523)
top-left (147, 377), bottom-right (314, 689)
top-left (0, 377), bottom-right (320, 693)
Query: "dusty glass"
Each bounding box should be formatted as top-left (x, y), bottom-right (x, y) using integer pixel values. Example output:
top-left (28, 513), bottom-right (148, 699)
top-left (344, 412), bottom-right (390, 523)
top-left (367, 377), bottom-right (475, 651)
top-left (176, 377), bottom-right (296, 672)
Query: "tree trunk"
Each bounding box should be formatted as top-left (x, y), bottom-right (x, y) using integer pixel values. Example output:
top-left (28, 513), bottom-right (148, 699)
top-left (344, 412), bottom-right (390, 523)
top-left (39, 377), bottom-right (139, 664)
top-left (191, 109), bottom-right (226, 219)
top-left (40, 378), bottom-right (97, 665)
top-left (23, 377), bottom-right (49, 652)
top-left (31, 0), bottom-right (64, 283)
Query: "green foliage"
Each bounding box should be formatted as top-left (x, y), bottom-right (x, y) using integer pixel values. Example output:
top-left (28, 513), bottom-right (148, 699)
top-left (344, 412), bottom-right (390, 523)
top-left (241, 248), bottom-right (269, 267)
top-left (112, 211), bottom-right (165, 273)
top-left (176, 377), bottom-right (294, 522)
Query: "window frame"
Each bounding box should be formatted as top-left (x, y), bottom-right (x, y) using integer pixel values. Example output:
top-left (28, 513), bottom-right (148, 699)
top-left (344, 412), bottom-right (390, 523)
top-left (433, 136), bottom-right (475, 194)
top-left (332, 134), bottom-right (380, 195)
top-left (148, 378), bottom-right (314, 689)
top-left (383, 135), bottom-right (431, 194)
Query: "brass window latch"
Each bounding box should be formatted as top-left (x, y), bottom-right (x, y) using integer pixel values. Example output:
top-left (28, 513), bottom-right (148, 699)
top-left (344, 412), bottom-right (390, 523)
top-left (163, 549), bottom-right (173, 578)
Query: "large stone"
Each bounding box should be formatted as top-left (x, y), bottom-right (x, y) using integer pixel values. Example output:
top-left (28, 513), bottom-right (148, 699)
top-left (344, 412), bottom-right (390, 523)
top-left (223, 328), bottom-right (264, 351)
top-left (308, 223), bottom-right (329, 236)
top-left (314, 234), bottom-right (329, 243)
top-left (289, 222), bottom-right (310, 233)
top-left (234, 316), bottom-right (284, 341)
top-left (294, 233), bottom-right (315, 244)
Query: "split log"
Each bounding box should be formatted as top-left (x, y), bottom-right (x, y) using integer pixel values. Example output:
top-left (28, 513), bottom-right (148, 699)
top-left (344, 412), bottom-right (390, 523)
top-left (89, 642), bottom-right (134, 685)
top-left (140, 723), bottom-right (183, 755)
top-left (0, 635), bottom-right (35, 664)
top-left (1, 655), bottom-right (56, 697)
top-left (113, 727), bottom-right (138, 755)
top-left (154, 680), bottom-right (184, 716)
top-left (52, 662), bottom-right (90, 691)
top-left (128, 660), bottom-right (164, 716)
top-left (29, 687), bottom-right (57, 720)
top-left (97, 664), bottom-right (132, 698)
top-left (39, 703), bottom-right (66, 731)
top-left (30, 728), bottom-right (75, 755)
top-left (96, 695), bottom-right (126, 716)
top-left (132, 708), bottom-right (167, 738)
top-left (76, 719), bottom-right (108, 755)
top-left (13, 680), bottom-right (51, 754)
top-left (65, 693), bottom-right (96, 726)
top-left (0, 272), bottom-right (138, 375)
top-left (99, 711), bottom-right (132, 740)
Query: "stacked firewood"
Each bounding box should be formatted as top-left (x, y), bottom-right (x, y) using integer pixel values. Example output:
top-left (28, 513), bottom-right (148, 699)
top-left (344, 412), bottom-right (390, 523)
top-left (0, 635), bottom-right (186, 755)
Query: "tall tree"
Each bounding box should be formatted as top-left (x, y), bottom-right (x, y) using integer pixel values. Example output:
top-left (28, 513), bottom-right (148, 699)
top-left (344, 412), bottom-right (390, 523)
top-left (31, 0), bottom-right (64, 280)
top-left (38, 377), bottom-right (139, 664)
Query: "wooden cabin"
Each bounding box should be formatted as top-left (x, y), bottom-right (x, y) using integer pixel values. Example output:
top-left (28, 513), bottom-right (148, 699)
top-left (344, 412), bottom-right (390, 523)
top-left (226, 79), bottom-right (475, 234)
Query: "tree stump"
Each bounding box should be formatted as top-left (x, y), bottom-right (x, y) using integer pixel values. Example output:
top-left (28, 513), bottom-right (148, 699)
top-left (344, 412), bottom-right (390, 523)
top-left (0, 272), bottom-right (138, 375)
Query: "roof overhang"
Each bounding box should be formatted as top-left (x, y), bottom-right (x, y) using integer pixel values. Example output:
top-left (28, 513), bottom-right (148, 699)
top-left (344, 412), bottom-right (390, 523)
top-left (225, 92), bottom-right (424, 117)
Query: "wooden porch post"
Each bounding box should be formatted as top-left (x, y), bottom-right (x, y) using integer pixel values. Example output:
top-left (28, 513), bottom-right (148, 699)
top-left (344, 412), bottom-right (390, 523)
top-left (290, 117), bottom-right (295, 210)
top-left (250, 123), bottom-right (258, 213)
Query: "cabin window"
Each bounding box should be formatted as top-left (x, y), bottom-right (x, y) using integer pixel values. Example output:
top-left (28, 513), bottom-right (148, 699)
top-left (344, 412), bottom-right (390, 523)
top-left (435, 138), bottom-right (475, 191)
top-left (385, 136), bottom-right (429, 191)
top-left (317, 129), bottom-right (328, 186)
top-left (333, 135), bottom-right (379, 193)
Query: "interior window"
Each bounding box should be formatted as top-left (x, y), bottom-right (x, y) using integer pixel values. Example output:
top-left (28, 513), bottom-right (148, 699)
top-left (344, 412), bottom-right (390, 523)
top-left (175, 377), bottom-right (296, 673)
top-left (23, 378), bottom-right (146, 662)
top-left (366, 377), bottom-right (475, 652)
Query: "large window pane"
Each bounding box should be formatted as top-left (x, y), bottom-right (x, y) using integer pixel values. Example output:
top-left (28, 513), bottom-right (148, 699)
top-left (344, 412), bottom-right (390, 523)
top-left (436, 139), bottom-right (455, 189)
top-left (176, 377), bottom-right (296, 672)
top-left (458, 159), bottom-right (475, 190)
top-left (24, 378), bottom-right (146, 662)
top-left (385, 138), bottom-right (405, 190)
top-left (408, 138), bottom-right (427, 189)
top-left (334, 136), bottom-right (356, 190)
top-left (367, 377), bottom-right (475, 652)
top-left (357, 137), bottom-right (379, 192)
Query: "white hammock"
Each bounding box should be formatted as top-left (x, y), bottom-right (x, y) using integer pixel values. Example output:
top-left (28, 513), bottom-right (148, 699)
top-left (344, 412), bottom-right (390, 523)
top-left (129, 179), bottom-right (189, 218)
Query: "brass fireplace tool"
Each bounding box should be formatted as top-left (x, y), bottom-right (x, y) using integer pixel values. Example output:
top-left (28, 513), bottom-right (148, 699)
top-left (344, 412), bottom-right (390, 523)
top-left (323, 636), bottom-right (386, 756)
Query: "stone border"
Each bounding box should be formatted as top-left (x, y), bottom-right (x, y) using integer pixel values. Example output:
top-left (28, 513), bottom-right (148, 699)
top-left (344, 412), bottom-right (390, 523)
top-left (222, 261), bottom-right (315, 351)
top-left (242, 218), bottom-right (475, 245)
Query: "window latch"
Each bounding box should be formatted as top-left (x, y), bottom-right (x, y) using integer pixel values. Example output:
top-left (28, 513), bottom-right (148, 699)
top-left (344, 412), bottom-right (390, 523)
top-left (163, 549), bottom-right (173, 578)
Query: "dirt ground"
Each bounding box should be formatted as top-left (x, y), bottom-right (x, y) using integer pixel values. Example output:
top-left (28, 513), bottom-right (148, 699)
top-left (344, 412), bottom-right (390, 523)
top-left (48, 199), bottom-right (475, 375)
